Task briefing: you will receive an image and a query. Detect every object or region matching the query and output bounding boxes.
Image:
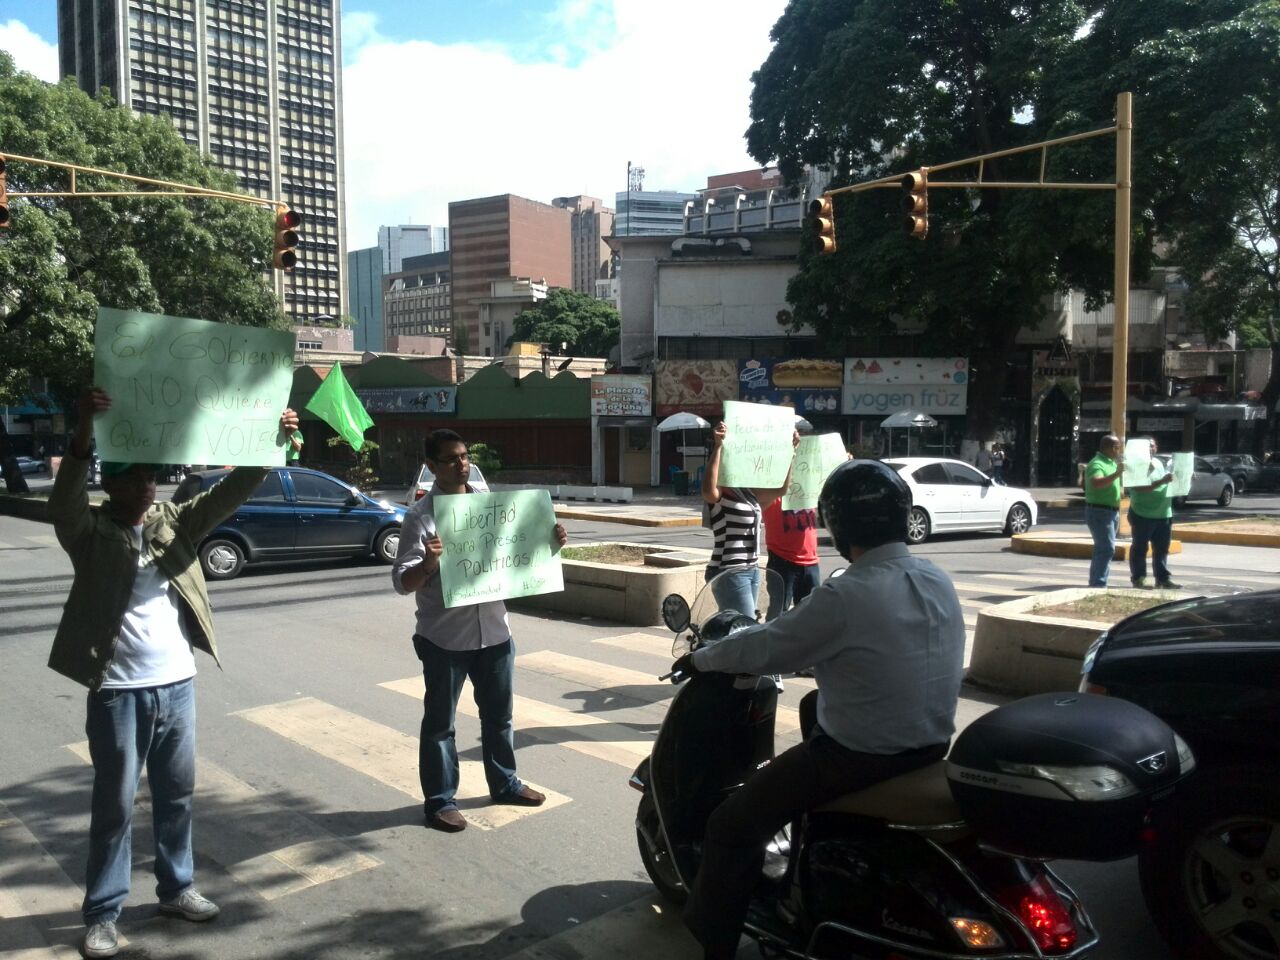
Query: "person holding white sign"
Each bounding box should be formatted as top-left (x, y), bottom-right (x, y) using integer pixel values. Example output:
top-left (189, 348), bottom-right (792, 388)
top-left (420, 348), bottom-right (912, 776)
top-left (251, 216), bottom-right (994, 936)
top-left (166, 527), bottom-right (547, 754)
top-left (701, 421), bottom-right (798, 618)
top-left (49, 388), bottom-right (298, 960)
top-left (1127, 438), bottom-right (1180, 590)
top-left (392, 429), bottom-right (568, 834)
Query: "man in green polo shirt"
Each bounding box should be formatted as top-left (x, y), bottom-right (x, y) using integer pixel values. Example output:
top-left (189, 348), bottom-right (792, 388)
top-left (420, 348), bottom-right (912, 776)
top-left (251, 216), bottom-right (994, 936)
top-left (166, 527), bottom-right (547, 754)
top-left (1128, 437), bottom-right (1180, 589)
top-left (1084, 434), bottom-right (1124, 586)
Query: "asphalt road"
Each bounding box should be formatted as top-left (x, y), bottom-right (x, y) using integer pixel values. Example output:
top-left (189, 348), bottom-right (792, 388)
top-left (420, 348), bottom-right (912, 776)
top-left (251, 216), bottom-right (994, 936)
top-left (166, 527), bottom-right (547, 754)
top-left (3, 496), bottom-right (1278, 959)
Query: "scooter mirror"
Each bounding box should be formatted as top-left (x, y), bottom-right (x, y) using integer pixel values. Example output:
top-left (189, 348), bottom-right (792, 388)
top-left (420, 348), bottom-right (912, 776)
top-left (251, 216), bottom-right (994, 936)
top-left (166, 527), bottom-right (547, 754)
top-left (661, 593), bottom-right (691, 633)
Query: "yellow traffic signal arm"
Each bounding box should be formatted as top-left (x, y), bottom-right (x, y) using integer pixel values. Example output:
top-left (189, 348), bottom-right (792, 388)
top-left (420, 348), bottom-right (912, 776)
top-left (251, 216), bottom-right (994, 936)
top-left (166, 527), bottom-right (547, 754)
top-left (0, 150), bottom-right (286, 209)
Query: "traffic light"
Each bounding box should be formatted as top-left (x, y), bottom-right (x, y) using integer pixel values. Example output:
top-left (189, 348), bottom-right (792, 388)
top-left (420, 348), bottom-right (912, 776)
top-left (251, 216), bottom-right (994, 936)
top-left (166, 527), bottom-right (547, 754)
top-left (0, 156), bottom-right (9, 228)
top-left (808, 195), bottom-right (837, 255)
top-left (273, 207), bottom-right (300, 270)
top-left (902, 169), bottom-right (928, 239)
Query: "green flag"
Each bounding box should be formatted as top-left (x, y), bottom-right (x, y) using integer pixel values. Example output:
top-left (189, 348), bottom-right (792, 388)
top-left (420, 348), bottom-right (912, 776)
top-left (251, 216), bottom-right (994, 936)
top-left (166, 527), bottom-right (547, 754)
top-left (306, 362), bottom-right (374, 451)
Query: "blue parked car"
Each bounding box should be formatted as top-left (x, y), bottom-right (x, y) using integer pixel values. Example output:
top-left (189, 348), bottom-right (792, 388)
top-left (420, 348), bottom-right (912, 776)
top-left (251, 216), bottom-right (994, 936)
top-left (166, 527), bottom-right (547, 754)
top-left (172, 467), bottom-right (407, 580)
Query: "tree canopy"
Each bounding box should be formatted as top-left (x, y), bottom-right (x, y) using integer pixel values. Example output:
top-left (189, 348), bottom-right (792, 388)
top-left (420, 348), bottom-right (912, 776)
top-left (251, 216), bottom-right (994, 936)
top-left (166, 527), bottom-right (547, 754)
top-left (508, 287), bottom-right (620, 359)
top-left (0, 51), bottom-right (286, 411)
top-left (746, 0), bottom-right (1278, 441)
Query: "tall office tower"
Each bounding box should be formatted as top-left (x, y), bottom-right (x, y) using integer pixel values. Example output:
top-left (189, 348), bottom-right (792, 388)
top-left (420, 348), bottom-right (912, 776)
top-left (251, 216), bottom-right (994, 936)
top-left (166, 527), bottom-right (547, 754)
top-left (551, 196), bottom-right (614, 296)
top-left (377, 224), bottom-right (448, 273)
top-left (448, 195), bottom-right (571, 356)
top-left (347, 245), bottom-right (383, 351)
top-left (613, 188), bottom-right (697, 236)
top-left (56, 0), bottom-right (347, 323)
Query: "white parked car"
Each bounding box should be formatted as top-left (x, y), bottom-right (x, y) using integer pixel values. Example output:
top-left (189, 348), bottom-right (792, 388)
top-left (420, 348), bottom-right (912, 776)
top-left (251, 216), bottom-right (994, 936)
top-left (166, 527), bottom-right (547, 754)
top-left (404, 463), bottom-right (488, 505)
top-left (883, 457), bottom-right (1037, 544)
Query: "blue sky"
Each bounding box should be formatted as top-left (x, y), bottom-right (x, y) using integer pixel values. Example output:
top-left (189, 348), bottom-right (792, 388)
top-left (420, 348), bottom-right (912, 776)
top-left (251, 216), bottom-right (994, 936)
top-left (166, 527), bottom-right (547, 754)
top-left (1, 1), bottom-right (790, 247)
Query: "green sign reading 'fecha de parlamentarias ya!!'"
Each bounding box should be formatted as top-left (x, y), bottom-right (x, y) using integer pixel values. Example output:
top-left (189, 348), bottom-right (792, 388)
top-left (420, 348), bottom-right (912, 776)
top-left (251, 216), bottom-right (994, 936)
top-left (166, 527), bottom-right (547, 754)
top-left (434, 489), bottom-right (565, 609)
top-left (92, 307), bottom-right (296, 466)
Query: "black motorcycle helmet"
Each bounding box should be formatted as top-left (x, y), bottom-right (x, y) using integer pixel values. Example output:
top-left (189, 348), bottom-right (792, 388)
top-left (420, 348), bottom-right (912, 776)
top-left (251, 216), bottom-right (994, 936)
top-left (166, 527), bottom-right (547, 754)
top-left (819, 459), bottom-right (913, 557)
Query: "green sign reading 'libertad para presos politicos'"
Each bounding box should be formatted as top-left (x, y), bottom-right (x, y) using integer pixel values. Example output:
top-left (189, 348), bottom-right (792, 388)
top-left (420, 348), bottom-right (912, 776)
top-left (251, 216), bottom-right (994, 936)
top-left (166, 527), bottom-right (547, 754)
top-left (92, 307), bottom-right (296, 466)
top-left (434, 489), bottom-right (564, 609)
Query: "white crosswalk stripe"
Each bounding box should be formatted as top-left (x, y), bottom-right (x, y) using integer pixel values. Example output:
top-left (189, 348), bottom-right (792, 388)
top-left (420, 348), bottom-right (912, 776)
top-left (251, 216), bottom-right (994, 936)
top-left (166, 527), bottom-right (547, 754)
top-left (233, 697), bottom-right (570, 829)
top-left (62, 741), bottom-right (380, 900)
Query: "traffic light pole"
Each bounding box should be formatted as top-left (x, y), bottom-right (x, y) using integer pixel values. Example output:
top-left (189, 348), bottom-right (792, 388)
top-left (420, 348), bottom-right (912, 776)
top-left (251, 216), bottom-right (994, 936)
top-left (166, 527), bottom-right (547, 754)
top-left (819, 92), bottom-right (1135, 443)
top-left (0, 150), bottom-right (286, 210)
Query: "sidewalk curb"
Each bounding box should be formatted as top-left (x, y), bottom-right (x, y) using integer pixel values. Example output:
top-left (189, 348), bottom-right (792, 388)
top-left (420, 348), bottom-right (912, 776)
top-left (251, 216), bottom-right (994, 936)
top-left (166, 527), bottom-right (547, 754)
top-left (1011, 532), bottom-right (1182, 560)
top-left (553, 508), bottom-right (700, 528)
top-left (1172, 522), bottom-right (1280, 548)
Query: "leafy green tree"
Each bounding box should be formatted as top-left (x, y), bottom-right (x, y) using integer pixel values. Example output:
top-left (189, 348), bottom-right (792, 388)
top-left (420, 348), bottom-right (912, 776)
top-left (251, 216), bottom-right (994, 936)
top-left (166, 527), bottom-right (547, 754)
top-left (1038, 0), bottom-right (1280, 450)
top-left (747, 0), bottom-right (1108, 443)
top-left (508, 288), bottom-right (620, 359)
top-left (326, 436), bottom-right (380, 491)
top-left (0, 52), bottom-right (286, 487)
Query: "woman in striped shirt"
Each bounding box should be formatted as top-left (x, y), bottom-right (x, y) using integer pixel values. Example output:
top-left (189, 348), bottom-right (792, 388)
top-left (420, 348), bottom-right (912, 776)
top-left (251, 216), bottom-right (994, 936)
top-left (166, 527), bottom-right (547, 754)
top-left (701, 420), bottom-right (798, 617)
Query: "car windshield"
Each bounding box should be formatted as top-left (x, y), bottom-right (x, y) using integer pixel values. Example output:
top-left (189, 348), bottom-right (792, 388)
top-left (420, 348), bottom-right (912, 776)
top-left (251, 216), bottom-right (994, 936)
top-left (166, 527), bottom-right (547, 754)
top-left (1119, 590), bottom-right (1280, 638)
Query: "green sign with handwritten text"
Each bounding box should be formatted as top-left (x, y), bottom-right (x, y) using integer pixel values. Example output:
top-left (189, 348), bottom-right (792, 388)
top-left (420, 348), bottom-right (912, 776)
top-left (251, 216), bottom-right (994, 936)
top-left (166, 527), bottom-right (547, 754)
top-left (435, 489), bottom-right (564, 608)
top-left (720, 400), bottom-right (795, 487)
top-left (782, 433), bottom-right (848, 511)
top-left (92, 308), bottom-right (296, 466)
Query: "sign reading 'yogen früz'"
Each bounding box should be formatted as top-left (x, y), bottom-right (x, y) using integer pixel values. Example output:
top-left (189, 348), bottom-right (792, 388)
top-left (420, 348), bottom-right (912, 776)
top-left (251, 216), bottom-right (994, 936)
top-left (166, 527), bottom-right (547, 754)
top-left (434, 489), bottom-right (565, 608)
top-left (92, 307), bottom-right (296, 466)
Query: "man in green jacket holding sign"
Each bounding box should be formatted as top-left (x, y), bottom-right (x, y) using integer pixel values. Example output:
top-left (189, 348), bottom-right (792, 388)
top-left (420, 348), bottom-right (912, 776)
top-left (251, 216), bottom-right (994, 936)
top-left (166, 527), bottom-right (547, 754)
top-left (51, 387), bottom-right (298, 959)
top-left (1127, 438), bottom-right (1180, 589)
top-left (1084, 434), bottom-right (1124, 587)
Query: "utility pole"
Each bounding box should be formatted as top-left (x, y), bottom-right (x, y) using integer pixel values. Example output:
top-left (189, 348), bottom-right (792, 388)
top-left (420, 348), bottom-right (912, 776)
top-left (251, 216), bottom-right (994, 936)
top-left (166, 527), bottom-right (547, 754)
top-left (1110, 92), bottom-right (1133, 441)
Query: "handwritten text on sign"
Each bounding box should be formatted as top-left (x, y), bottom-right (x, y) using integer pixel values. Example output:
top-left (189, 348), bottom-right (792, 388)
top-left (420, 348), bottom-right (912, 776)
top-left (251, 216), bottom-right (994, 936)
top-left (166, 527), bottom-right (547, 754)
top-left (435, 489), bottom-right (564, 608)
top-left (720, 400), bottom-right (795, 487)
top-left (782, 433), bottom-right (848, 511)
top-left (93, 308), bottom-right (295, 466)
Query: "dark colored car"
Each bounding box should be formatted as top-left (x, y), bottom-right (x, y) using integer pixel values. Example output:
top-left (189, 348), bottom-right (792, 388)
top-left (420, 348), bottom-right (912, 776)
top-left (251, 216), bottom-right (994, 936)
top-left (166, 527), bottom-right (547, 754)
top-left (173, 466), bottom-right (406, 580)
top-left (1205, 454), bottom-right (1264, 494)
top-left (1080, 590), bottom-right (1280, 960)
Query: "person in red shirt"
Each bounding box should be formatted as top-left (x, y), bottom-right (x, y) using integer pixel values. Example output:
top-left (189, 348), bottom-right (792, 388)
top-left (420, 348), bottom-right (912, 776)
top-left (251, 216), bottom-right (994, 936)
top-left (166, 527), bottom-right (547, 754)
top-left (762, 497), bottom-right (820, 615)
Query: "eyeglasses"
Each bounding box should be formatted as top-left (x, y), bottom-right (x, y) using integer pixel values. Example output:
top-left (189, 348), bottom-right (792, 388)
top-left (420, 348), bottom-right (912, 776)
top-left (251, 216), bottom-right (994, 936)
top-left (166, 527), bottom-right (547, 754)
top-left (433, 452), bottom-right (470, 467)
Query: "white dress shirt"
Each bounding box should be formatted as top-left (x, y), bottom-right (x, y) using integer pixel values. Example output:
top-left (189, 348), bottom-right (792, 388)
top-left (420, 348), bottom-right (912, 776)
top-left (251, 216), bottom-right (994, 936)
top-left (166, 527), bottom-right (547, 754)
top-left (693, 542), bottom-right (965, 754)
top-left (392, 480), bottom-right (511, 650)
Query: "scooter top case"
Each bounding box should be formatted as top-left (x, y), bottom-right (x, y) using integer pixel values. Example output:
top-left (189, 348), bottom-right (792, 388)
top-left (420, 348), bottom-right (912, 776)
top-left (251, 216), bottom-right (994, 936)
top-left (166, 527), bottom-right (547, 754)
top-left (947, 692), bottom-right (1194, 861)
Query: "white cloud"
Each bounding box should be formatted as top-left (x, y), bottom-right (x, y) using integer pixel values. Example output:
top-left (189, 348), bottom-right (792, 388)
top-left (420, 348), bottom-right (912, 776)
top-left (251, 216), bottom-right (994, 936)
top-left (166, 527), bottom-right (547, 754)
top-left (340, 0), bottom-right (789, 249)
top-left (0, 18), bottom-right (59, 82)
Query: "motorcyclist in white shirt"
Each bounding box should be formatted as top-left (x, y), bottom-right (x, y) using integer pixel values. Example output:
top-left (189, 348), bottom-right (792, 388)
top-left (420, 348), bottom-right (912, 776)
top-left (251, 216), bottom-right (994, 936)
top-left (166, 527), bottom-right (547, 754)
top-left (675, 460), bottom-right (967, 960)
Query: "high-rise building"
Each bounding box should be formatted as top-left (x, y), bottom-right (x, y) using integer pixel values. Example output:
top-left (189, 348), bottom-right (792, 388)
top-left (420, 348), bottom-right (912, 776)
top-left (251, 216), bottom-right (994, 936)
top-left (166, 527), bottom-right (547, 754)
top-left (448, 195), bottom-right (571, 356)
top-left (56, 0), bottom-right (347, 323)
top-left (551, 196), bottom-right (614, 296)
top-left (384, 251), bottom-right (451, 342)
top-left (614, 188), bottom-right (698, 236)
top-left (377, 224), bottom-right (448, 274)
top-left (348, 245), bottom-right (383, 352)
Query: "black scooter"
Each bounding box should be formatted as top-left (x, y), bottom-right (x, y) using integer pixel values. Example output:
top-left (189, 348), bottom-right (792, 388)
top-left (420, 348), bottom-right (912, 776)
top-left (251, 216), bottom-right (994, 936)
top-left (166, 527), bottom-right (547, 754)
top-left (631, 569), bottom-right (1099, 959)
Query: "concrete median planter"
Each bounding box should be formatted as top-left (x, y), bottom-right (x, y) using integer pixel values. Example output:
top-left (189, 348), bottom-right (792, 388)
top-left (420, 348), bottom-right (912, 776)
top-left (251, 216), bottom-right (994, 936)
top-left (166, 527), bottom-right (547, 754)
top-left (511, 541), bottom-right (712, 626)
top-left (968, 587), bottom-right (1178, 696)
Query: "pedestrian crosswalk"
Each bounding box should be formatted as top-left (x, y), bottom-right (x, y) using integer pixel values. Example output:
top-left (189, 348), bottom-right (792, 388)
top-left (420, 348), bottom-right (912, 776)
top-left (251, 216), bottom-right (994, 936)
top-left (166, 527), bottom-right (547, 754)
top-left (6, 554), bottom-right (1279, 958)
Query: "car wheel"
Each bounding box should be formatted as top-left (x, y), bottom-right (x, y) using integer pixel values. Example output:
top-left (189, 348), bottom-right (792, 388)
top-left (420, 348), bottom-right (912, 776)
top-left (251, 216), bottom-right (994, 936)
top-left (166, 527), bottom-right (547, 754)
top-left (1138, 774), bottom-right (1280, 960)
top-left (1173, 496), bottom-right (1188, 508)
top-left (1219, 484), bottom-right (1234, 507)
top-left (374, 526), bottom-right (400, 564)
top-left (906, 507), bottom-right (931, 545)
top-left (1234, 475), bottom-right (1247, 495)
top-left (1004, 503), bottom-right (1033, 535)
top-left (200, 538), bottom-right (245, 580)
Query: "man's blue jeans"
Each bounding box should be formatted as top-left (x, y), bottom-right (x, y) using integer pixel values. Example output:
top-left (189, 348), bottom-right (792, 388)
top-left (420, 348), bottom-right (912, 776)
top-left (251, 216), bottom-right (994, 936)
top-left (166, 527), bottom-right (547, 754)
top-left (414, 636), bottom-right (521, 816)
top-left (1085, 504), bottom-right (1119, 587)
top-left (1129, 512), bottom-right (1173, 584)
top-left (765, 553), bottom-right (821, 619)
top-left (707, 566), bottom-right (760, 618)
top-left (83, 679), bottom-right (196, 923)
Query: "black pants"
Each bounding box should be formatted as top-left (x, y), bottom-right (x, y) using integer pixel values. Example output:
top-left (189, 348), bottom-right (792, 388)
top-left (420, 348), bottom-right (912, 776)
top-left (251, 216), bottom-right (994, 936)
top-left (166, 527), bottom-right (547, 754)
top-left (683, 690), bottom-right (948, 957)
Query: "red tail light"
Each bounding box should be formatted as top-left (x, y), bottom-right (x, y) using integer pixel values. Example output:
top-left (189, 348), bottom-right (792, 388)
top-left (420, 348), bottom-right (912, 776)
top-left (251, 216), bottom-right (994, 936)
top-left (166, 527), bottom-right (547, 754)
top-left (413, 489), bottom-right (425, 500)
top-left (996, 875), bottom-right (1078, 952)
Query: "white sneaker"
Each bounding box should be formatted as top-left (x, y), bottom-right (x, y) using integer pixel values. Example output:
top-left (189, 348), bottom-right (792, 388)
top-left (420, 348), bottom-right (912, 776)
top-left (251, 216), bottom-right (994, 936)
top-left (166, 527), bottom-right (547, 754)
top-left (159, 888), bottom-right (220, 922)
top-left (82, 920), bottom-right (119, 958)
